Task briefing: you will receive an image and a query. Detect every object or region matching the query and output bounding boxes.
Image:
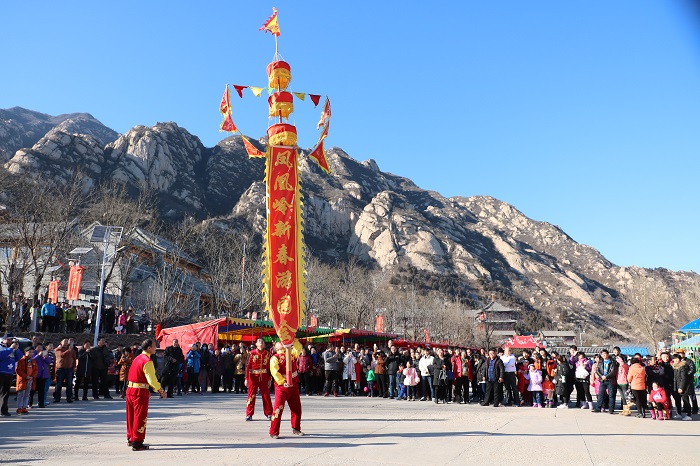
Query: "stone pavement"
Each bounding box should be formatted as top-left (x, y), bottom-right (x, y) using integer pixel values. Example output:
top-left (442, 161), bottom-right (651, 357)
top-left (0, 394), bottom-right (697, 466)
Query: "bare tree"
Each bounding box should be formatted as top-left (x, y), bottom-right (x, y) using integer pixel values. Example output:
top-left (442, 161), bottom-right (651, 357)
top-left (8, 175), bottom-right (87, 303)
top-left (137, 220), bottom-right (201, 326)
top-left (83, 180), bottom-right (157, 305)
top-left (194, 225), bottom-right (261, 316)
top-left (625, 275), bottom-right (672, 351)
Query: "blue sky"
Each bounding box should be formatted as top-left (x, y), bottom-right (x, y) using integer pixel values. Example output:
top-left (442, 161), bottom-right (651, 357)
top-left (2, 1), bottom-right (700, 272)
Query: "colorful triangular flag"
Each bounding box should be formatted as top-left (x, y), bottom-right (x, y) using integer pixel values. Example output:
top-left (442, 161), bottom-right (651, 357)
top-left (242, 135), bottom-right (265, 158)
top-left (309, 94), bottom-right (321, 107)
top-left (319, 121), bottom-right (329, 141)
top-left (308, 140), bottom-right (330, 174)
top-left (259, 7), bottom-right (281, 36)
top-left (233, 85), bottom-right (248, 98)
top-left (219, 85), bottom-right (231, 115)
top-left (220, 112), bottom-right (238, 133)
top-left (250, 86), bottom-right (263, 97)
top-left (317, 97), bottom-right (331, 129)
top-left (293, 92), bottom-right (306, 101)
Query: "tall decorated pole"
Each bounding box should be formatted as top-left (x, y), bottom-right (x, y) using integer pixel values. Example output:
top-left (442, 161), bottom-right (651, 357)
top-left (219, 8), bottom-right (333, 384)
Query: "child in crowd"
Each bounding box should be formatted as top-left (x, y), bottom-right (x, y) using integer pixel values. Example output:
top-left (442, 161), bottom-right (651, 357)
top-left (365, 367), bottom-right (376, 397)
top-left (354, 357), bottom-right (363, 396)
top-left (517, 361), bottom-right (530, 406)
top-left (15, 346), bottom-right (37, 415)
top-left (527, 364), bottom-right (544, 408)
top-left (542, 374), bottom-right (555, 408)
top-left (403, 360), bottom-right (420, 401)
top-left (649, 381), bottom-right (670, 420)
top-left (397, 363), bottom-right (407, 400)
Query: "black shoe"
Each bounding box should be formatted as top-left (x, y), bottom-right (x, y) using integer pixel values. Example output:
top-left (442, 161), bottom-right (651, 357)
top-left (82, 397), bottom-right (88, 401)
top-left (591, 409), bottom-right (601, 413)
top-left (480, 402), bottom-right (488, 406)
top-left (493, 404), bottom-right (500, 407)
top-left (66, 399), bottom-right (73, 403)
top-left (53, 399), bottom-right (60, 403)
top-left (127, 440), bottom-right (133, 447)
top-left (104, 396), bottom-right (114, 400)
top-left (1, 413), bottom-right (10, 417)
top-left (132, 443), bottom-right (149, 451)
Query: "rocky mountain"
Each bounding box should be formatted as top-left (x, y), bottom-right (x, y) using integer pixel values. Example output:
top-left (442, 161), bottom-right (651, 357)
top-left (0, 107), bottom-right (118, 163)
top-left (2, 107), bottom-right (700, 344)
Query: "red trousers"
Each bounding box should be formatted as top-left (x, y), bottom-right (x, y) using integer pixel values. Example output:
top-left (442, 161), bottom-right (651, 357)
top-left (126, 388), bottom-right (150, 443)
top-left (269, 383), bottom-right (301, 436)
top-left (246, 377), bottom-right (272, 417)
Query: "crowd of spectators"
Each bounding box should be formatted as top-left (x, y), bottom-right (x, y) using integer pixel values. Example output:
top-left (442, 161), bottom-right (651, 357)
top-left (2, 334), bottom-right (698, 423)
top-left (1, 296), bottom-right (151, 335)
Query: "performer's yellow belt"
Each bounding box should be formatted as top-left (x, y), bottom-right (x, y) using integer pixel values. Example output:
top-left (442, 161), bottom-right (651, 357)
top-left (250, 369), bottom-right (268, 375)
top-left (128, 382), bottom-right (149, 389)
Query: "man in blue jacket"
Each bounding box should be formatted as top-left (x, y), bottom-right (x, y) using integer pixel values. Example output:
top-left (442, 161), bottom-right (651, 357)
top-left (0, 334), bottom-right (23, 416)
top-left (40, 299), bottom-right (56, 332)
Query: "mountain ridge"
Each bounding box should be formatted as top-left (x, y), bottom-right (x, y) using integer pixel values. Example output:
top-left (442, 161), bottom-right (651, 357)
top-left (2, 107), bottom-right (699, 346)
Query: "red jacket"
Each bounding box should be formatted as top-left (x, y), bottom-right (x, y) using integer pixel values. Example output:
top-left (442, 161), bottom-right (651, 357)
top-left (451, 355), bottom-right (463, 378)
top-left (650, 387), bottom-right (670, 409)
top-left (16, 355), bottom-right (37, 391)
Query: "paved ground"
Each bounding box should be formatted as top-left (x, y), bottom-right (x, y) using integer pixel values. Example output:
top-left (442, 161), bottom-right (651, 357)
top-left (0, 393), bottom-right (698, 466)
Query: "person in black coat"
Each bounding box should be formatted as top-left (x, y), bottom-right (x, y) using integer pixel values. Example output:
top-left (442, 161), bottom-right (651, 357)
top-left (429, 348), bottom-right (448, 404)
top-left (74, 341), bottom-right (92, 401)
top-left (672, 353), bottom-right (694, 419)
top-left (480, 348), bottom-right (505, 407)
top-left (161, 339), bottom-right (185, 398)
top-left (384, 346), bottom-right (403, 399)
top-left (554, 355), bottom-right (572, 408)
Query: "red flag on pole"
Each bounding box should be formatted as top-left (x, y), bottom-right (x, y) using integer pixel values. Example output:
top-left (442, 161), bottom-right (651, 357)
top-left (375, 315), bottom-right (385, 333)
top-left (317, 97), bottom-right (331, 128)
top-left (66, 265), bottom-right (85, 300)
top-left (219, 85), bottom-right (231, 114)
top-left (48, 280), bottom-right (60, 303)
top-left (308, 140), bottom-right (330, 173)
top-left (220, 112), bottom-right (238, 132)
top-left (242, 135), bottom-right (265, 158)
top-left (309, 94), bottom-right (321, 107)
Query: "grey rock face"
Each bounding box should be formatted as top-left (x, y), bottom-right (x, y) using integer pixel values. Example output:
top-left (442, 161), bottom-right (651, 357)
top-left (0, 107), bottom-right (118, 163)
top-left (3, 107), bottom-right (699, 339)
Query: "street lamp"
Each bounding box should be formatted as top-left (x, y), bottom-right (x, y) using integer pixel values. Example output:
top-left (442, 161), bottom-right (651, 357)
top-left (90, 225), bottom-right (123, 346)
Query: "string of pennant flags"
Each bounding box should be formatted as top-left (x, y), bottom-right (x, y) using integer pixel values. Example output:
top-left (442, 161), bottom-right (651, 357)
top-left (231, 83), bottom-right (324, 106)
top-left (218, 83), bottom-right (332, 174)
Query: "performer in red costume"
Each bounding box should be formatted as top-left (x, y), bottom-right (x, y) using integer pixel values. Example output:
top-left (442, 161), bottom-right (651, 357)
top-left (269, 339), bottom-right (304, 439)
top-left (126, 339), bottom-right (165, 451)
top-left (245, 338), bottom-right (272, 421)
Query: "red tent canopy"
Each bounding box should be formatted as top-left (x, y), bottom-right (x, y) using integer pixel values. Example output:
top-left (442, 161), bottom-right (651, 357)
top-left (156, 318), bottom-right (225, 351)
top-left (503, 335), bottom-right (544, 349)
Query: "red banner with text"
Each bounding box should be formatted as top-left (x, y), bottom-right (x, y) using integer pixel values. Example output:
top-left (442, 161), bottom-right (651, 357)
top-left (264, 145), bottom-right (305, 346)
top-left (66, 265), bottom-right (85, 300)
top-left (48, 280), bottom-right (60, 303)
top-left (375, 314), bottom-right (385, 333)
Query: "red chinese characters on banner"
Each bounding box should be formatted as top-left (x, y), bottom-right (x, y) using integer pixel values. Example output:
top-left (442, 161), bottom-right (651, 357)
top-left (265, 145), bottom-right (303, 346)
top-left (66, 265), bottom-right (85, 300)
top-left (375, 314), bottom-right (385, 333)
top-left (48, 280), bottom-right (60, 303)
